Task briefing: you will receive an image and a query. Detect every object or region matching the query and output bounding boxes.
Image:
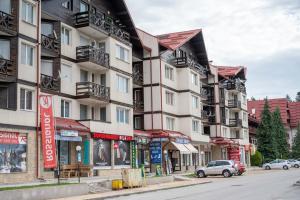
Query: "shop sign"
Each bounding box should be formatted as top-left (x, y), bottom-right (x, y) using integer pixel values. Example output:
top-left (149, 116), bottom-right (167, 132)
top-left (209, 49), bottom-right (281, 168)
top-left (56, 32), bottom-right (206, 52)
top-left (150, 142), bottom-right (162, 164)
top-left (131, 142), bottom-right (137, 168)
top-left (40, 95), bottom-right (57, 169)
top-left (60, 130), bottom-right (78, 137)
top-left (0, 132), bottom-right (27, 174)
top-left (174, 138), bottom-right (189, 144)
top-left (93, 133), bottom-right (133, 141)
top-left (135, 137), bottom-right (149, 144)
top-left (152, 138), bottom-right (168, 142)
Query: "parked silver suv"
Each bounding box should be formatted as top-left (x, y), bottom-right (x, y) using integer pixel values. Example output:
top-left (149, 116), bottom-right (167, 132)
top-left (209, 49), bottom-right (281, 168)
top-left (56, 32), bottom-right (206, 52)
top-left (196, 160), bottom-right (237, 178)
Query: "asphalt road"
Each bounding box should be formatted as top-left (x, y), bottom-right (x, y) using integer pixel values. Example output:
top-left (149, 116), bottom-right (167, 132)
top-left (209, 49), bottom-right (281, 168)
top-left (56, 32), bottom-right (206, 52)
top-left (103, 169), bottom-right (300, 200)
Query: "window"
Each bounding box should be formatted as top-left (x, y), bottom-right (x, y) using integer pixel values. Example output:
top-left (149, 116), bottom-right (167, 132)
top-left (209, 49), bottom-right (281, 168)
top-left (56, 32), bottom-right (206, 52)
top-left (62, 0), bottom-right (73, 10)
top-left (61, 100), bottom-right (70, 118)
top-left (80, 69), bottom-right (88, 82)
top-left (116, 45), bottom-right (129, 62)
top-left (0, 87), bottom-right (8, 109)
top-left (22, 1), bottom-right (34, 24)
top-left (80, 1), bottom-right (88, 12)
top-left (222, 127), bottom-right (227, 137)
top-left (20, 88), bottom-right (33, 111)
top-left (117, 107), bottom-right (129, 124)
top-left (79, 36), bottom-right (90, 46)
top-left (117, 75), bottom-right (129, 93)
top-left (192, 96), bottom-right (198, 108)
top-left (21, 43), bottom-right (34, 66)
top-left (134, 116), bottom-right (142, 130)
top-left (61, 64), bottom-right (72, 82)
top-left (41, 60), bottom-right (53, 76)
top-left (166, 117), bottom-right (175, 130)
top-left (243, 112), bottom-right (247, 122)
top-left (191, 72), bottom-right (198, 86)
top-left (165, 65), bottom-right (174, 80)
top-left (0, 39), bottom-right (10, 59)
top-left (242, 95), bottom-right (246, 105)
top-left (0, 0), bottom-right (11, 14)
top-left (41, 23), bottom-right (53, 36)
top-left (100, 107), bottom-right (106, 121)
top-left (166, 91), bottom-right (174, 105)
top-left (61, 27), bottom-right (71, 45)
top-left (80, 104), bottom-right (88, 120)
top-left (192, 120), bottom-right (199, 132)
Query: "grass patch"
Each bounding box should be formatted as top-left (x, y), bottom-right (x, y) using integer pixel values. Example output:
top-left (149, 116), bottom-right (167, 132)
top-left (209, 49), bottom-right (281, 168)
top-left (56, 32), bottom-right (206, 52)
top-left (184, 173), bottom-right (197, 178)
top-left (0, 183), bottom-right (77, 191)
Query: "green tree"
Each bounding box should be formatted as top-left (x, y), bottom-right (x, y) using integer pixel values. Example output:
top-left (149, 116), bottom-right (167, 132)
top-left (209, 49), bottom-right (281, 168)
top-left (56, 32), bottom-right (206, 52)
top-left (251, 151), bottom-right (263, 166)
top-left (286, 94), bottom-right (292, 102)
top-left (291, 124), bottom-right (300, 158)
top-left (257, 99), bottom-right (277, 162)
top-left (272, 108), bottom-right (289, 159)
top-left (296, 92), bottom-right (300, 102)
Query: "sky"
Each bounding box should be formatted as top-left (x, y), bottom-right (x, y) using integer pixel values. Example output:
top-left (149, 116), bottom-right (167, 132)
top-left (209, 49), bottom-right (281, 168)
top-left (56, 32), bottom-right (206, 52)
top-left (125, 0), bottom-right (300, 100)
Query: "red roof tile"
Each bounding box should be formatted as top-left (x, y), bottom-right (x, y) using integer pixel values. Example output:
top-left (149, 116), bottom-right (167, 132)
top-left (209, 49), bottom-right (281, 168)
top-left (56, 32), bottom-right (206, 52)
top-left (55, 117), bottom-right (90, 132)
top-left (216, 66), bottom-right (246, 79)
top-left (248, 99), bottom-right (289, 126)
top-left (157, 29), bottom-right (201, 50)
top-left (289, 102), bottom-right (300, 127)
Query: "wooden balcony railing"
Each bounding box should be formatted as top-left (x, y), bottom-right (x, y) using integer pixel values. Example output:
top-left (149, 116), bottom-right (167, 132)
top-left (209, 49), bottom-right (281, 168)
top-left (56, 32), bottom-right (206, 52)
top-left (229, 118), bottom-right (242, 128)
top-left (133, 62), bottom-right (143, 86)
top-left (40, 74), bottom-right (60, 91)
top-left (0, 58), bottom-right (14, 77)
top-left (76, 82), bottom-right (110, 101)
top-left (222, 81), bottom-right (246, 93)
top-left (41, 34), bottom-right (60, 54)
top-left (200, 88), bottom-right (208, 98)
top-left (76, 45), bottom-right (109, 68)
top-left (0, 10), bottom-right (16, 34)
top-left (172, 57), bottom-right (207, 77)
top-left (133, 100), bottom-right (144, 112)
top-left (201, 110), bottom-right (209, 120)
top-left (74, 11), bottom-right (130, 43)
top-left (228, 99), bottom-right (242, 109)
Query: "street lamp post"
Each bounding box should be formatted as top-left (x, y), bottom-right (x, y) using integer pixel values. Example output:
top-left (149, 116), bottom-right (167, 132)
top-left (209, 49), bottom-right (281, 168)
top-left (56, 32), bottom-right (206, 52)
top-left (76, 145), bottom-right (82, 183)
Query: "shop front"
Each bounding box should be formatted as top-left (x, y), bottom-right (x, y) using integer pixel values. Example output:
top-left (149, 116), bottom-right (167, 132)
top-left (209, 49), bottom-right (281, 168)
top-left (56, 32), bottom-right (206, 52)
top-left (133, 130), bottom-right (151, 172)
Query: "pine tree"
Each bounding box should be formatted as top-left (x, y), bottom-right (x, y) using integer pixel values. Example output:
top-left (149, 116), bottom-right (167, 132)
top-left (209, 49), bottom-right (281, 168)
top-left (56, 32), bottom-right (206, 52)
top-left (296, 92), bottom-right (300, 102)
top-left (257, 99), bottom-right (277, 162)
top-left (286, 94), bottom-right (292, 102)
top-left (272, 108), bottom-right (289, 159)
top-left (291, 124), bottom-right (300, 158)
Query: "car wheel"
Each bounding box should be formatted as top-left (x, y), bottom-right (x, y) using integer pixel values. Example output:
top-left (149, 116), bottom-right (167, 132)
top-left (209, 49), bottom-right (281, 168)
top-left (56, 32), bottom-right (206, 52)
top-left (237, 171), bottom-right (242, 176)
top-left (294, 164), bottom-right (299, 168)
top-left (222, 170), bottom-right (231, 178)
top-left (283, 165), bottom-right (289, 170)
top-left (197, 170), bottom-right (206, 178)
top-left (265, 166), bottom-right (271, 170)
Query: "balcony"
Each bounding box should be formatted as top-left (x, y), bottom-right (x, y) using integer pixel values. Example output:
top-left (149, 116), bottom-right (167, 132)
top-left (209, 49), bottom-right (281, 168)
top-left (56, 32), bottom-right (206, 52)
top-left (133, 62), bottom-right (143, 86)
top-left (76, 82), bottom-right (110, 103)
top-left (201, 110), bottom-right (209, 120)
top-left (133, 100), bottom-right (144, 113)
top-left (76, 45), bottom-right (109, 71)
top-left (0, 58), bottom-right (15, 82)
top-left (40, 74), bottom-right (60, 92)
top-left (172, 57), bottom-right (207, 77)
top-left (74, 11), bottom-right (130, 43)
top-left (41, 34), bottom-right (60, 57)
top-left (222, 81), bottom-right (246, 94)
top-left (229, 119), bottom-right (242, 128)
top-left (228, 99), bottom-right (242, 110)
top-left (200, 88), bottom-right (208, 99)
top-left (0, 10), bottom-right (16, 36)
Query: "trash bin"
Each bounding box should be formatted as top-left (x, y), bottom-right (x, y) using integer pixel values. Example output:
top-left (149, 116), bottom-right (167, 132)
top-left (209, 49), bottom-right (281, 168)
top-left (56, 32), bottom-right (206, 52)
top-left (112, 179), bottom-right (123, 190)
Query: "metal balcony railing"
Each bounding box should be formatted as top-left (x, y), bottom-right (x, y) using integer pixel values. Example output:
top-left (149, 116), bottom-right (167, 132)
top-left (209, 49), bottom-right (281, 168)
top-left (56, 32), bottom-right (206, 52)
top-left (76, 45), bottom-right (110, 68)
top-left (40, 74), bottom-right (60, 91)
top-left (222, 81), bottom-right (246, 93)
top-left (172, 57), bottom-right (207, 77)
top-left (76, 82), bottom-right (110, 101)
top-left (41, 34), bottom-right (60, 54)
top-left (229, 118), bottom-right (242, 128)
top-left (74, 11), bottom-right (130, 42)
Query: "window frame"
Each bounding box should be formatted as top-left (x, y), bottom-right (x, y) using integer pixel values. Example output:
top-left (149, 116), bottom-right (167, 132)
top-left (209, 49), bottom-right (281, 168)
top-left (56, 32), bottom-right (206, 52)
top-left (165, 91), bottom-right (174, 106)
top-left (191, 72), bottom-right (198, 86)
top-left (166, 117), bottom-right (175, 131)
top-left (20, 88), bottom-right (33, 111)
top-left (116, 44), bottom-right (129, 63)
top-left (192, 95), bottom-right (199, 109)
top-left (21, 43), bottom-right (34, 66)
top-left (192, 120), bottom-right (199, 133)
top-left (61, 99), bottom-right (71, 118)
top-left (117, 75), bottom-right (129, 93)
top-left (165, 65), bottom-right (174, 81)
top-left (61, 26), bottom-right (71, 45)
top-left (116, 107), bottom-right (130, 124)
top-left (22, 0), bottom-right (35, 25)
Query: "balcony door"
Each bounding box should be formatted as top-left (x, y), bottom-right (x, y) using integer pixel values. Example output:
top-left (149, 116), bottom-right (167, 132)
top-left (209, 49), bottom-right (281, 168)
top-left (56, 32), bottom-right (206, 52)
top-left (41, 23), bottom-right (54, 37)
top-left (41, 60), bottom-right (53, 77)
top-left (134, 89), bottom-right (143, 102)
top-left (0, 0), bottom-right (11, 14)
top-left (80, 69), bottom-right (88, 82)
top-left (0, 39), bottom-right (10, 60)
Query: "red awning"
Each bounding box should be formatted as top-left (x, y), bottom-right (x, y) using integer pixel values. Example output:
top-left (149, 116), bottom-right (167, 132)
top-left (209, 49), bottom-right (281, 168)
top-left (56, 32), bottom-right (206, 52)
top-left (134, 130), bottom-right (152, 138)
top-left (55, 117), bottom-right (90, 133)
top-left (210, 138), bottom-right (239, 145)
top-left (149, 130), bottom-right (190, 140)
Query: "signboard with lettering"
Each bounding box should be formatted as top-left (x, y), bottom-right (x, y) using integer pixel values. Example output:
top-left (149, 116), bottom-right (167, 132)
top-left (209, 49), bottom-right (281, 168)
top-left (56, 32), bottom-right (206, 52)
top-left (93, 133), bottom-right (133, 141)
top-left (150, 142), bottom-right (162, 164)
top-left (131, 142), bottom-right (137, 168)
top-left (60, 130), bottom-right (78, 137)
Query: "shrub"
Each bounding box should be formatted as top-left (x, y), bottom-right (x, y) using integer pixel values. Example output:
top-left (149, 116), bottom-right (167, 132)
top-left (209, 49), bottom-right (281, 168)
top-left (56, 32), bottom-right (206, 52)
top-left (251, 151), bottom-right (263, 166)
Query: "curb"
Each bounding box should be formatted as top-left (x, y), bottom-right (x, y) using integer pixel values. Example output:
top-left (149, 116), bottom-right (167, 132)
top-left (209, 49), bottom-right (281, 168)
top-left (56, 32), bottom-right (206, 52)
top-left (89, 181), bottom-right (212, 200)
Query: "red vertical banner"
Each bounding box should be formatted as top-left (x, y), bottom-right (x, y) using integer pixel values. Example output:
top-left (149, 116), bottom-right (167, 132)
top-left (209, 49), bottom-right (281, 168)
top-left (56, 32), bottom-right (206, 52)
top-left (40, 95), bottom-right (57, 168)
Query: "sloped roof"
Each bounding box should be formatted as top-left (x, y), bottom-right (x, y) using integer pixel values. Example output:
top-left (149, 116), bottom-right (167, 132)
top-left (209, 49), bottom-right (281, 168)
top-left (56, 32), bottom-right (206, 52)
top-left (55, 117), bottom-right (90, 132)
top-left (216, 66), bottom-right (246, 79)
top-left (247, 99), bottom-right (289, 126)
top-left (289, 102), bottom-right (300, 127)
top-left (156, 29), bottom-right (201, 50)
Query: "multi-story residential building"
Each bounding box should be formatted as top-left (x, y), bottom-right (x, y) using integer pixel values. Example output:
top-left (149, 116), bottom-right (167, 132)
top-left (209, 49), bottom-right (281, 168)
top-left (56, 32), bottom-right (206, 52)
top-left (135, 29), bottom-right (212, 173)
top-left (209, 66), bottom-right (251, 166)
top-left (248, 99), bottom-right (300, 147)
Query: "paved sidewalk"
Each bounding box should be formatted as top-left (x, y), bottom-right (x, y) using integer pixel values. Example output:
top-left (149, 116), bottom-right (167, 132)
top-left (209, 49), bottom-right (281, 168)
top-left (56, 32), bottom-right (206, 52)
top-left (51, 179), bottom-right (212, 200)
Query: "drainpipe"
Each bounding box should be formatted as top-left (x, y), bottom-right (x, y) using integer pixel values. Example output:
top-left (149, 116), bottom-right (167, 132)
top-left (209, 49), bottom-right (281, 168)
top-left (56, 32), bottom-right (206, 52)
top-left (35, 0), bottom-right (41, 179)
top-left (148, 50), bottom-right (154, 130)
top-left (159, 59), bottom-right (163, 130)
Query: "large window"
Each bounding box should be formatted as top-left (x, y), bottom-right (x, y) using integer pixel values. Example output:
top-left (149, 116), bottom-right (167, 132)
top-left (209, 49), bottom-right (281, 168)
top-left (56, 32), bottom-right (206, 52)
top-left (166, 91), bottom-right (174, 105)
top-left (20, 88), bottom-right (33, 111)
top-left (21, 43), bottom-right (34, 66)
top-left (61, 27), bottom-right (71, 45)
top-left (117, 75), bottom-right (129, 93)
top-left (0, 40), bottom-right (10, 59)
top-left (192, 120), bottom-right (199, 133)
top-left (165, 65), bottom-right (174, 80)
top-left (191, 72), bottom-right (198, 86)
top-left (116, 45), bottom-right (129, 62)
top-left (22, 1), bottom-right (35, 24)
top-left (166, 117), bottom-right (175, 130)
top-left (117, 107), bottom-right (129, 124)
top-left (192, 96), bottom-right (199, 109)
top-left (61, 99), bottom-right (70, 118)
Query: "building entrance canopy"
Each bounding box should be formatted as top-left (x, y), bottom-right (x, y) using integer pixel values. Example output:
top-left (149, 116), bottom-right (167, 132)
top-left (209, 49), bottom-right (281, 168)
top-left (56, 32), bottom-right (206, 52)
top-left (171, 142), bottom-right (190, 154)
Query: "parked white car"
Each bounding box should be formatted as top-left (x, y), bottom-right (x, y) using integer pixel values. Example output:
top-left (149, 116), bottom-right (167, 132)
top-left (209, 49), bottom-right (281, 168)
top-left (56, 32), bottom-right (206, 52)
top-left (287, 159), bottom-right (300, 168)
top-left (263, 159), bottom-right (291, 170)
top-left (195, 160), bottom-right (237, 178)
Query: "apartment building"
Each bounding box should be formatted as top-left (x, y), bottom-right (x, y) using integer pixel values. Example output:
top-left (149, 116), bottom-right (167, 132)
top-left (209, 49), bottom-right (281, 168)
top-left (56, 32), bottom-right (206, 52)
top-left (209, 66), bottom-right (250, 165)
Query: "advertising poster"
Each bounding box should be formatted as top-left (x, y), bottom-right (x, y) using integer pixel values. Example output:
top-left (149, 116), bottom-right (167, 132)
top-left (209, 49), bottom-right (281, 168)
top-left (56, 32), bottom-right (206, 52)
top-left (0, 132), bottom-right (27, 173)
top-left (150, 142), bottom-right (162, 164)
top-left (93, 139), bottom-right (111, 167)
top-left (114, 141), bottom-right (130, 165)
top-left (228, 147), bottom-right (240, 162)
